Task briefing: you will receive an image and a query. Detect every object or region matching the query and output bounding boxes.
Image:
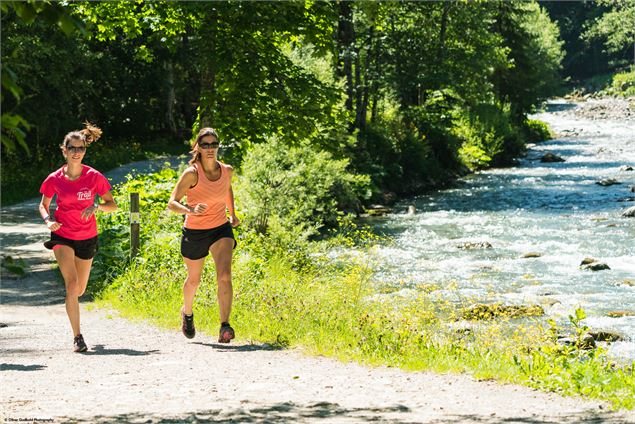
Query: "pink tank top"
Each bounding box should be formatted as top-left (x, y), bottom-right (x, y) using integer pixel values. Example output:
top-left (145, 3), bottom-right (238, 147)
top-left (184, 162), bottom-right (231, 229)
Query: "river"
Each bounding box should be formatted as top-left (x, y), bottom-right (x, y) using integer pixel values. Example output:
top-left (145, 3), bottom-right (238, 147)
top-left (368, 99), bottom-right (635, 359)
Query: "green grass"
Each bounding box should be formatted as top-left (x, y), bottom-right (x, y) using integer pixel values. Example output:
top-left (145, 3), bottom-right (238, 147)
top-left (94, 167), bottom-right (634, 411)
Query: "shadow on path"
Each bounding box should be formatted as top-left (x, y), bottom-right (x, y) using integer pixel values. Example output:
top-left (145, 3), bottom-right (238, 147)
top-left (56, 402), bottom-right (627, 424)
top-left (83, 344), bottom-right (160, 356)
top-left (0, 363), bottom-right (47, 372)
top-left (191, 341), bottom-right (281, 351)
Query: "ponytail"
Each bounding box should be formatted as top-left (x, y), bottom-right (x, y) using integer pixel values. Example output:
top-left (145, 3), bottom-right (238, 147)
top-left (61, 121), bottom-right (102, 149)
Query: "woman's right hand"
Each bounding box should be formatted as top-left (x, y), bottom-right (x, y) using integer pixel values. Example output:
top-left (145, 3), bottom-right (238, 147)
top-left (46, 220), bottom-right (62, 232)
top-left (190, 203), bottom-right (208, 215)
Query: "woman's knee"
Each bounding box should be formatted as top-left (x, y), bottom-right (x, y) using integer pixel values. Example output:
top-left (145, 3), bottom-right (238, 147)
top-left (217, 273), bottom-right (232, 288)
top-left (185, 275), bottom-right (202, 289)
top-left (65, 279), bottom-right (81, 297)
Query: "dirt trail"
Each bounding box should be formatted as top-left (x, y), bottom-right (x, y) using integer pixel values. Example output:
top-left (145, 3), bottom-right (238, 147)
top-left (2, 157), bottom-right (634, 423)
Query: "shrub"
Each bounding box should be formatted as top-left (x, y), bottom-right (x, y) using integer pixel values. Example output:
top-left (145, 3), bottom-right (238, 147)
top-left (236, 136), bottom-right (370, 238)
top-left (522, 119), bottom-right (553, 143)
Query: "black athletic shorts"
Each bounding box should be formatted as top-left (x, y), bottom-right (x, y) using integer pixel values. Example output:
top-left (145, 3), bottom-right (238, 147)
top-left (181, 221), bottom-right (237, 260)
top-left (44, 233), bottom-right (99, 260)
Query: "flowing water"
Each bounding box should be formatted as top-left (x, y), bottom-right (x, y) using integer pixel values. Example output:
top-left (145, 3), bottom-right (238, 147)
top-left (369, 100), bottom-right (635, 359)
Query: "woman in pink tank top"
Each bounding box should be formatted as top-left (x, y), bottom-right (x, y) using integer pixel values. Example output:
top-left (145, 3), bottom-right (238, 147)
top-left (38, 122), bottom-right (118, 353)
top-left (168, 128), bottom-right (240, 343)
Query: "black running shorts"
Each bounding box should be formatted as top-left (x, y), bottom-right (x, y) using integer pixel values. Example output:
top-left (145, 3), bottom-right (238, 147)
top-left (44, 233), bottom-right (99, 260)
top-left (181, 221), bottom-right (237, 260)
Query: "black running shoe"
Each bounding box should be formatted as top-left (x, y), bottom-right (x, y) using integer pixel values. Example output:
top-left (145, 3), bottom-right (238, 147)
top-left (73, 334), bottom-right (87, 352)
top-left (218, 322), bottom-right (235, 343)
top-left (181, 307), bottom-right (195, 339)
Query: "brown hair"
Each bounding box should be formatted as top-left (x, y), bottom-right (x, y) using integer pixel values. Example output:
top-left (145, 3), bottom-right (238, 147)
top-left (60, 121), bottom-right (102, 149)
top-left (189, 127), bottom-right (219, 165)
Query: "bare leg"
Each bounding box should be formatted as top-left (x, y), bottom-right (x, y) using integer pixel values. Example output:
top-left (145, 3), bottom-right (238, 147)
top-left (54, 246), bottom-right (81, 336)
top-left (183, 257), bottom-right (205, 315)
top-left (210, 238), bottom-right (234, 323)
top-left (75, 256), bottom-right (94, 297)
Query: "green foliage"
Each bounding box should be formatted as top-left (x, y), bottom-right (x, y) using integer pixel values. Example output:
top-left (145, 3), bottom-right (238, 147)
top-left (493, 2), bottom-right (564, 118)
top-left (608, 69), bottom-right (635, 97)
top-left (237, 137), bottom-right (370, 238)
top-left (584, 0), bottom-right (635, 55)
top-left (522, 119), bottom-right (553, 143)
top-left (1, 255), bottom-right (27, 278)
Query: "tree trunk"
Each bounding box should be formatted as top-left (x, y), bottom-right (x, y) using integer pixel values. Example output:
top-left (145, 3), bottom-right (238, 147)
top-left (337, 0), bottom-right (355, 114)
top-left (197, 7), bottom-right (218, 129)
top-left (437, 2), bottom-right (451, 66)
top-left (164, 59), bottom-right (177, 135)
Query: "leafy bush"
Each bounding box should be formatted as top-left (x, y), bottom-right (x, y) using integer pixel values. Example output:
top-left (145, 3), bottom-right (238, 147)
top-left (456, 103), bottom-right (525, 170)
top-left (522, 119), bottom-right (553, 143)
top-left (611, 69), bottom-right (635, 97)
top-left (236, 137), bottom-right (370, 238)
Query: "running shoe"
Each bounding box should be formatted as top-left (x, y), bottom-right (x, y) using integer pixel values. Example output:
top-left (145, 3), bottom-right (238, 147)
top-left (181, 307), bottom-right (196, 339)
top-left (218, 322), bottom-right (235, 343)
top-left (73, 334), bottom-right (87, 352)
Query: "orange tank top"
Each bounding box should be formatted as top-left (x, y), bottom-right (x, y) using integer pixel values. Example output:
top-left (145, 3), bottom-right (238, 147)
top-left (184, 161), bottom-right (231, 229)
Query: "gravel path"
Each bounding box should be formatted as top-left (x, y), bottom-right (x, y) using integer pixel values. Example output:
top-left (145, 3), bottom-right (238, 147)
top-left (2, 157), bottom-right (634, 423)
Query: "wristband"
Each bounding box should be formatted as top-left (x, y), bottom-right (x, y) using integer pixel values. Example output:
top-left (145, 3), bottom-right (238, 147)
top-left (43, 215), bottom-right (50, 223)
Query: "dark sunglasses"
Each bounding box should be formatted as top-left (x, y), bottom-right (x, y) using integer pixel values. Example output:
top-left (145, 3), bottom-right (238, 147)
top-left (198, 141), bottom-right (220, 149)
top-left (67, 146), bottom-right (86, 153)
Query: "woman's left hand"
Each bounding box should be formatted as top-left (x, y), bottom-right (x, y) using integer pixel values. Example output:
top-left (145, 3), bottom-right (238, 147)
top-left (81, 204), bottom-right (98, 221)
top-left (229, 214), bottom-right (240, 227)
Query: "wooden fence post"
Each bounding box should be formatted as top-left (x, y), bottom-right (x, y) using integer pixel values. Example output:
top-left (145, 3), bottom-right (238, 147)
top-left (130, 192), bottom-right (140, 259)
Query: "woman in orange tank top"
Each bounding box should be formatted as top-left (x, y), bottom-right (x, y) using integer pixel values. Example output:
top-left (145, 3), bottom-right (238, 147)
top-left (168, 128), bottom-right (239, 343)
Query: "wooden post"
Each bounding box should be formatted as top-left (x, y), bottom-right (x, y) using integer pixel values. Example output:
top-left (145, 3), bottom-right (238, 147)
top-left (130, 192), bottom-right (140, 259)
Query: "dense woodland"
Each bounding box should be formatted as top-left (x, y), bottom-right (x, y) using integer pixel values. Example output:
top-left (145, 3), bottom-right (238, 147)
top-left (1, 1), bottom-right (633, 209)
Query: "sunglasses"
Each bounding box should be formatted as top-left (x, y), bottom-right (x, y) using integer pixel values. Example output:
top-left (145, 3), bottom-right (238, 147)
top-left (67, 146), bottom-right (86, 153)
top-left (198, 141), bottom-right (220, 150)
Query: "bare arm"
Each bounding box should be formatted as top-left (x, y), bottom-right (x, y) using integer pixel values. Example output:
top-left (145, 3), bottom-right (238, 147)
top-left (39, 195), bottom-right (62, 231)
top-left (226, 167), bottom-right (239, 227)
top-left (168, 167), bottom-right (207, 215)
top-left (81, 191), bottom-right (118, 220)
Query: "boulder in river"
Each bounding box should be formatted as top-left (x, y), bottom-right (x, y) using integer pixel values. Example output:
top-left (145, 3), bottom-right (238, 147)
top-left (580, 261), bottom-right (610, 271)
top-left (540, 153), bottom-right (565, 163)
top-left (364, 205), bottom-right (391, 217)
top-left (619, 165), bottom-right (634, 171)
top-left (586, 330), bottom-right (624, 343)
top-left (461, 303), bottom-right (544, 320)
top-left (607, 310), bottom-right (635, 318)
top-left (520, 252), bottom-right (542, 258)
top-left (596, 178), bottom-right (621, 186)
top-left (558, 334), bottom-right (596, 350)
top-left (457, 241), bottom-right (493, 250)
top-left (619, 279), bottom-right (634, 287)
top-left (621, 205), bottom-right (635, 217)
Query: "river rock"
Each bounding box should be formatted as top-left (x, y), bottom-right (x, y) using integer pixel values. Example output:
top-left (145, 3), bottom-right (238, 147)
top-left (587, 330), bottom-right (624, 343)
top-left (365, 205), bottom-right (391, 217)
top-left (631, 186), bottom-right (635, 193)
top-left (580, 261), bottom-right (610, 271)
top-left (619, 279), bottom-right (635, 287)
top-left (540, 153), bottom-right (565, 163)
top-left (457, 241), bottom-right (493, 250)
top-left (619, 165), bottom-right (634, 171)
top-left (621, 206), bottom-right (635, 217)
top-left (617, 197), bottom-right (635, 202)
top-left (558, 334), bottom-right (596, 350)
top-left (461, 303), bottom-right (544, 320)
top-left (520, 252), bottom-right (542, 258)
top-left (596, 178), bottom-right (621, 186)
top-left (607, 310), bottom-right (635, 318)
top-left (579, 257), bottom-right (596, 265)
